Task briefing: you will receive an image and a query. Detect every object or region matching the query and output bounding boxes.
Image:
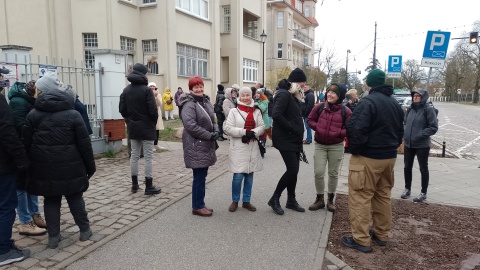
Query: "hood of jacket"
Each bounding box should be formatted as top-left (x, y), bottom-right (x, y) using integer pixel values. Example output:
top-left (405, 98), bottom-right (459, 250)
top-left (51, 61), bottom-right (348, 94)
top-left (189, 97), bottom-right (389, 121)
top-left (34, 89), bottom-right (74, 112)
top-left (224, 87), bottom-right (236, 102)
top-left (411, 89), bottom-right (429, 109)
top-left (8, 82), bottom-right (35, 105)
top-left (127, 70), bottom-right (148, 85)
top-left (369, 84), bottom-right (394, 96)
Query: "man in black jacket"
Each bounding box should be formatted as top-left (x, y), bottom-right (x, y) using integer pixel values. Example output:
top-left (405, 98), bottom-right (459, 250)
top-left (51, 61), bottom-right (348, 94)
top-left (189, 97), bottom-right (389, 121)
top-left (0, 94), bottom-right (31, 266)
top-left (342, 69), bottom-right (404, 253)
top-left (214, 84), bottom-right (227, 141)
top-left (119, 63), bottom-right (161, 195)
top-left (302, 84), bottom-right (315, 144)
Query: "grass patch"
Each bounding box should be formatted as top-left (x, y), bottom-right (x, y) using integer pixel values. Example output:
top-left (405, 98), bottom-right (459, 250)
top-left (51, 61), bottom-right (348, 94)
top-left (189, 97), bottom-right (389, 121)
top-left (163, 118), bottom-right (184, 129)
top-left (159, 127), bottom-right (182, 142)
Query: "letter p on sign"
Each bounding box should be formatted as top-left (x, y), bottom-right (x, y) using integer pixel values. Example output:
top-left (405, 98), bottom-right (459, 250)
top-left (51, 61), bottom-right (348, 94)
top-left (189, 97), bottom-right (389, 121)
top-left (391, 57), bottom-right (400, 67)
top-left (430, 34), bottom-right (445, 50)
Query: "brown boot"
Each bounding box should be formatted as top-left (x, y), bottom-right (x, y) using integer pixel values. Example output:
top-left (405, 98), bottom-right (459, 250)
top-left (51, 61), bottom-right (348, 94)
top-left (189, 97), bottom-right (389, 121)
top-left (308, 194), bottom-right (325, 211)
top-left (229, 202), bottom-right (238, 212)
top-left (18, 221), bottom-right (47, 236)
top-left (327, 193), bottom-right (336, 213)
top-left (32, 214), bottom-right (47, 228)
top-left (242, 202), bottom-right (257, 212)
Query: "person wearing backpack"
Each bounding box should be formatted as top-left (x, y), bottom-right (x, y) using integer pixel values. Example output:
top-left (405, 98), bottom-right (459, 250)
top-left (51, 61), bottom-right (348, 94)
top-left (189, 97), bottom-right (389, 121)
top-left (307, 83), bottom-right (351, 212)
top-left (401, 89), bottom-right (438, 203)
top-left (214, 84), bottom-right (227, 141)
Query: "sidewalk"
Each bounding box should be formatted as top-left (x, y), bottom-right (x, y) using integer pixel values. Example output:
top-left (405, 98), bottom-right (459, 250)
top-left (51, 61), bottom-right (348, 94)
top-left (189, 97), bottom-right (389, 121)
top-left (4, 140), bottom-right (480, 269)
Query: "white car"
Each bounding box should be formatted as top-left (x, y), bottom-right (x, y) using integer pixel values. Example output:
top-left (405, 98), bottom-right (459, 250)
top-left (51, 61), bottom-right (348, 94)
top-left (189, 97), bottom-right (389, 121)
top-left (401, 97), bottom-right (412, 111)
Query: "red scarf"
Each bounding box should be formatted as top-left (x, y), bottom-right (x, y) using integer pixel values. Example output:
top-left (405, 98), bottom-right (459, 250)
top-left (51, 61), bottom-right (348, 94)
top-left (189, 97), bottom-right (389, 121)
top-left (237, 104), bottom-right (256, 130)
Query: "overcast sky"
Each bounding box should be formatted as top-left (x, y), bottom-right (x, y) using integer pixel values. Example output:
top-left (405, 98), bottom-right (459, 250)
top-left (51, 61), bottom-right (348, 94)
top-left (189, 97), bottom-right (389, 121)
top-left (314, 0), bottom-right (479, 77)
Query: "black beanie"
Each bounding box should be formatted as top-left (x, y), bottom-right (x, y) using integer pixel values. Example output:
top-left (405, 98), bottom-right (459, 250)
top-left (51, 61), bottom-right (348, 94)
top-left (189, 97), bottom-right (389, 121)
top-left (217, 84), bottom-right (224, 92)
top-left (132, 63), bottom-right (148, 75)
top-left (288, 67), bottom-right (307, 83)
top-left (327, 83), bottom-right (347, 104)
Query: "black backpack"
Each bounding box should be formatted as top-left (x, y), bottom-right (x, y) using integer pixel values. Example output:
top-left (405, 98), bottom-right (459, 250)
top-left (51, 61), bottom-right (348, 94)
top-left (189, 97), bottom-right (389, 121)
top-left (317, 102), bottom-right (347, 128)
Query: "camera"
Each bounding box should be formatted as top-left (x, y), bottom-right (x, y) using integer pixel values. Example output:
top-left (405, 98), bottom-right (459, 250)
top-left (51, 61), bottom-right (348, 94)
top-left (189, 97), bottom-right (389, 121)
top-left (0, 66), bottom-right (9, 75)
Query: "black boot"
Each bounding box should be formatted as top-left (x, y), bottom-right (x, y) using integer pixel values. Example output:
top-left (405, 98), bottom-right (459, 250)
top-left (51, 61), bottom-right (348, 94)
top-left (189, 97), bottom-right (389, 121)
top-left (131, 175), bottom-right (139, 193)
top-left (144, 177), bottom-right (161, 195)
top-left (268, 194), bottom-right (284, 215)
top-left (327, 193), bottom-right (336, 213)
top-left (286, 195), bottom-right (305, 212)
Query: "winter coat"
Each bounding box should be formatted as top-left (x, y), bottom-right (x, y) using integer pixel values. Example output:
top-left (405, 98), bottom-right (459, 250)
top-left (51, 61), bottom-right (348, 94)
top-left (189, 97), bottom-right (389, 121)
top-left (346, 84), bottom-right (404, 159)
top-left (154, 94), bottom-right (165, 130)
top-left (214, 89), bottom-right (226, 122)
top-left (254, 94), bottom-right (270, 129)
top-left (265, 90), bottom-right (274, 117)
top-left (223, 88), bottom-right (237, 119)
top-left (343, 94), bottom-right (357, 112)
top-left (303, 89), bottom-right (315, 118)
top-left (162, 89), bottom-right (174, 111)
top-left (308, 102), bottom-right (352, 145)
top-left (174, 90), bottom-right (183, 107)
top-left (403, 89), bottom-right (438, 149)
top-left (8, 82), bottom-right (35, 136)
top-left (0, 94), bottom-right (29, 175)
top-left (179, 93), bottom-right (218, 169)
top-left (75, 97), bottom-right (93, 135)
top-left (22, 89), bottom-right (96, 196)
top-left (272, 85), bottom-right (304, 152)
top-left (224, 100), bottom-right (265, 173)
top-left (119, 70), bottom-right (158, 140)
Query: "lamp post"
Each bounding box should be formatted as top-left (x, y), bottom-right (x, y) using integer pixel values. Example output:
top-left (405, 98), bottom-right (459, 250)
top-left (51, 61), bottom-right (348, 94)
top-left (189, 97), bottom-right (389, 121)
top-left (345, 49), bottom-right (351, 85)
top-left (260, 30), bottom-right (267, 86)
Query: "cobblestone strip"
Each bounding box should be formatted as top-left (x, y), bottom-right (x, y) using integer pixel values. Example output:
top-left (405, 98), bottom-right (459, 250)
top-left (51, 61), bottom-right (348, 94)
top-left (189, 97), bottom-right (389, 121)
top-left (6, 150), bottom-right (229, 270)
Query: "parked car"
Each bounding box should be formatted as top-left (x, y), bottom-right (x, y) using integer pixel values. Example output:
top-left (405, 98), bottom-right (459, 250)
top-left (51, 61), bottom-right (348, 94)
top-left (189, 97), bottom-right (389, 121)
top-left (401, 97), bottom-right (412, 111)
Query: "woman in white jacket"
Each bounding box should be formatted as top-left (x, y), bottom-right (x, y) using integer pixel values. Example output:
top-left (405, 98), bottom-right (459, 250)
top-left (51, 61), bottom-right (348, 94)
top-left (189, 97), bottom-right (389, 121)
top-left (224, 87), bottom-right (265, 212)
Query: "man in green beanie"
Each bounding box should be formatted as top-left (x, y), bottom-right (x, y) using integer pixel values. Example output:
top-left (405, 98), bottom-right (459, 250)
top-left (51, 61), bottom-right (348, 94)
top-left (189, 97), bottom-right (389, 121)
top-left (341, 69), bottom-right (404, 253)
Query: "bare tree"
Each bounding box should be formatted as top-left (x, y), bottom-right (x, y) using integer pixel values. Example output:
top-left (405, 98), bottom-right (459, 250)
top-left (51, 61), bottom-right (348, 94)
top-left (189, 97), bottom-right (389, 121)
top-left (400, 59), bottom-right (426, 91)
top-left (455, 21), bottom-right (480, 103)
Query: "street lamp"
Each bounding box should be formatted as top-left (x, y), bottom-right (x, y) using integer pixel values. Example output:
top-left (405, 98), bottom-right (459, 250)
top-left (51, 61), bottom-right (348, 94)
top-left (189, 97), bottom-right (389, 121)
top-left (260, 30), bottom-right (267, 86)
top-left (345, 49), bottom-right (351, 84)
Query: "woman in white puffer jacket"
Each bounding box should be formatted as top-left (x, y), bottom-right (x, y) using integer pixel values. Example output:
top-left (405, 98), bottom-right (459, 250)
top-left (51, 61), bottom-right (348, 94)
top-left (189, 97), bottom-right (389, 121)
top-left (223, 87), bottom-right (265, 213)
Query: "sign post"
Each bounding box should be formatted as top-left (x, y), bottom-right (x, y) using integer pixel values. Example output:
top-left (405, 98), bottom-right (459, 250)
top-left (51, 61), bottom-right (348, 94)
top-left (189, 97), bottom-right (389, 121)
top-left (421, 30), bottom-right (451, 93)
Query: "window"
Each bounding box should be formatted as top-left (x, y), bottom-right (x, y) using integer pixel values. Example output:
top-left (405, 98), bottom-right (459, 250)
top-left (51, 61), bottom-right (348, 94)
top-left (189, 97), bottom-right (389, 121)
top-left (83, 33), bottom-right (97, 69)
top-left (305, 4), bottom-right (310, 17)
top-left (277, 12), bottom-right (284, 28)
top-left (288, 13), bottom-right (292, 29)
top-left (177, 43), bottom-right (208, 78)
top-left (143, 0), bottom-right (156, 3)
top-left (304, 53), bottom-right (308, 66)
top-left (243, 59), bottom-right (258, 83)
top-left (222, 5), bottom-right (231, 33)
top-left (142, 39), bottom-right (157, 53)
top-left (175, 0), bottom-right (209, 19)
top-left (121, 36), bottom-right (135, 51)
top-left (295, 0), bottom-right (303, 12)
top-left (247, 20), bottom-right (258, 39)
top-left (278, 43), bottom-right (283, 59)
top-left (143, 40), bottom-right (158, 74)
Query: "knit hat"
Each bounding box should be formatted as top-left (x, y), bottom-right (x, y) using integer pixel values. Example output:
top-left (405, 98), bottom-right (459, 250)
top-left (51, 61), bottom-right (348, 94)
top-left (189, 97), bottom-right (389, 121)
top-left (288, 67), bottom-right (307, 83)
top-left (327, 83), bottom-right (347, 104)
top-left (217, 84), bottom-right (224, 92)
top-left (148, 82), bottom-right (157, 88)
top-left (36, 71), bottom-right (63, 92)
top-left (366, 69), bottom-right (386, 88)
top-left (132, 63), bottom-right (148, 75)
top-left (256, 88), bottom-right (265, 95)
top-left (238, 86), bottom-right (252, 97)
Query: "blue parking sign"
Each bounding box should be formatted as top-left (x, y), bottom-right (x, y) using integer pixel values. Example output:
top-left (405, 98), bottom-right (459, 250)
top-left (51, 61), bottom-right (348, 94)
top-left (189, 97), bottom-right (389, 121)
top-left (422, 31), bottom-right (451, 59)
top-left (388, 55), bottom-right (402, 73)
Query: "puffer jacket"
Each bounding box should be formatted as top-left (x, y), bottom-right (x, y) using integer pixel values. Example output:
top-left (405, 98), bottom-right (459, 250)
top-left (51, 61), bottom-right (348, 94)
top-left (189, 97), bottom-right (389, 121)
top-left (254, 94), bottom-right (270, 129)
top-left (22, 89), bottom-right (96, 196)
top-left (403, 89), bottom-right (438, 148)
top-left (223, 87), bottom-right (237, 118)
top-left (119, 70), bottom-right (158, 140)
top-left (308, 102), bottom-right (352, 145)
top-left (162, 89), bottom-right (174, 111)
top-left (272, 81), bottom-right (304, 152)
top-left (154, 94), bottom-right (165, 130)
top-left (179, 93), bottom-right (218, 169)
top-left (8, 82), bottom-right (35, 136)
top-left (224, 100), bottom-right (265, 173)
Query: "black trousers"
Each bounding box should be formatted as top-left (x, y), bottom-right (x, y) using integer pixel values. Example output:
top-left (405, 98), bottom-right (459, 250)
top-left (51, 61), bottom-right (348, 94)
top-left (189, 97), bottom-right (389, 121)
top-left (44, 192), bottom-right (90, 237)
top-left (154, 130), bottom-right (160, 145)
top-left (404, 146), bottom-right (430, 194)
top-left (274, 151), bottom-right (300, 197)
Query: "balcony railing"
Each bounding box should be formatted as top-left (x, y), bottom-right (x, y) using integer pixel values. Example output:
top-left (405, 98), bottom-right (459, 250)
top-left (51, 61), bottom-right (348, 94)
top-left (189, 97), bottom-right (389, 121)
top-left (293, 29), bottom-right (313, 47)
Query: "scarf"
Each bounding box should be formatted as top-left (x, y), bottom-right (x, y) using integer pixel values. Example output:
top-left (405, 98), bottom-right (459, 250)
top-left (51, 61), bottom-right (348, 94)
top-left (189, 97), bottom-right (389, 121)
top-left (237, 104), bottom-right (256, 130)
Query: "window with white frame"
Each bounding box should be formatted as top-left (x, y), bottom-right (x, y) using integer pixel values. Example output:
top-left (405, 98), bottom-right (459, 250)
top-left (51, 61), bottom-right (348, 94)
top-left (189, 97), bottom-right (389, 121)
top-left (247, 20), bottom-right (258, 39)
top-left (143, 39), bottom-right (158, 74)
top-left (295, 0), bottom-right (303, 12)
top-left (305, 4), bottom-right (310, 17)
top-left (243, 59), bottom-right (258, 83)
top-left (277, 12), bottom-right (284, 28)
top-left (121, 36), bottom-right (135, 51)
top-left (175, 0), bottom-right (209, 19)
top-left (222, 5), bottom-right (231, 33)
top-left (83, 33), bottom-right (97, 69)
top-left (278, 43), bottom-right (283, 59)
top-left (143, 0), bottom-right (156, 3)
top-left (177, 43), bottom-right (208, 78)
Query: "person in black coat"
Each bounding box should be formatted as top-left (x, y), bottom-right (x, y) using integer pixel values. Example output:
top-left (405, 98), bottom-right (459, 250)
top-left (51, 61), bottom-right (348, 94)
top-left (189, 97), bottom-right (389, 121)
top-left (119, 63), bottom-right (161, 195)
top-left (214, 84), bottom-right (227, 141)
top-left (302, 84), bottom-right (315, 144)
top-left (268, 67), bottom-right (308, 215)
top-left (22, 71), bottom-right (96, 249)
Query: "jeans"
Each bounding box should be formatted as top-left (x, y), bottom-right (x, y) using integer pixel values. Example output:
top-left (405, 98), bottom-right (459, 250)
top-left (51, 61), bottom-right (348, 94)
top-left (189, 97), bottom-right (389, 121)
top-left (0, 173), bottom-right (18, 255)
top-left (232, 173), bottom-right (254, 203)
top-left (274, 151), bottom-right (300, 197)
top-left (44, 192), bottom-right (90, 237)
top-left (16, 189), bottom-right (40, 224)
top-left (192, 167), bottom-right (209, 210)
top-left (303, 117), bottom-right (312, 143)
top-left (404, 146), bottom-right (430, 194)
top-left (130, 140), bottom-right (154, 178)
top-left (218, 119), bottom-right (225, 136)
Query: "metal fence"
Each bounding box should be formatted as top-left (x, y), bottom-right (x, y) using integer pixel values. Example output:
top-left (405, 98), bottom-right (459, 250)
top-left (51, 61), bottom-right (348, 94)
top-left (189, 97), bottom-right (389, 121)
top-left (1, 53), bottom-right (104, 140)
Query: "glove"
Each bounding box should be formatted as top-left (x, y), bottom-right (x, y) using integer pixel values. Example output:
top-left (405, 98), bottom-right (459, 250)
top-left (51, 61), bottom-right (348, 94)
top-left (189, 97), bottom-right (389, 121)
top-left (245, 130), bottom-right (255, 140)
top-left (210, 132), bottom-right (220, 141)
top-left (241, 135), bottom-right (250, 143)
top-left (254, 98), bottom-right (260, 102)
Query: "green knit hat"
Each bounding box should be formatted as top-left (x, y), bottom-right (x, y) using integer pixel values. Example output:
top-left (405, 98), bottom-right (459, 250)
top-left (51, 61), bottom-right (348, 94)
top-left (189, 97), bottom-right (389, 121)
top-left (366, 69), bottom-right (386, 88)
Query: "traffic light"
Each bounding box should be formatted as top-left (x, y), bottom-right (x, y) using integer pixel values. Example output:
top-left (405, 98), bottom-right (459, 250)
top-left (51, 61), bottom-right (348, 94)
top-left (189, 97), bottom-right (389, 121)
top-left (470, 32), bottom-right (479, 44)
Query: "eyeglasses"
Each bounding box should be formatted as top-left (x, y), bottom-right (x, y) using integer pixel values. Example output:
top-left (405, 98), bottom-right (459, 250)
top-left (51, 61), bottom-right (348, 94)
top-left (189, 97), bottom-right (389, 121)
top-left (413, 94), bottom-right (421, 98)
